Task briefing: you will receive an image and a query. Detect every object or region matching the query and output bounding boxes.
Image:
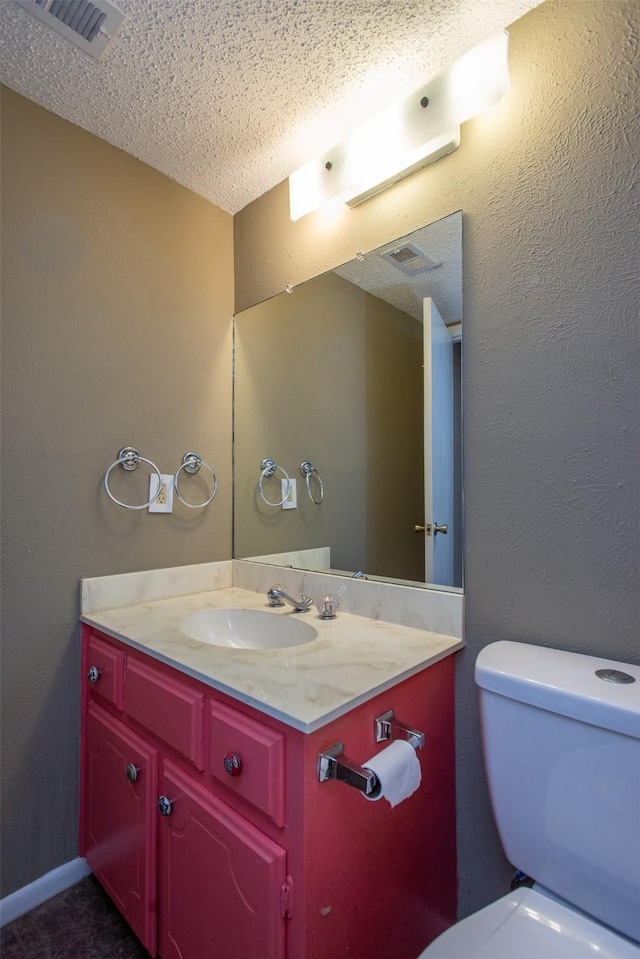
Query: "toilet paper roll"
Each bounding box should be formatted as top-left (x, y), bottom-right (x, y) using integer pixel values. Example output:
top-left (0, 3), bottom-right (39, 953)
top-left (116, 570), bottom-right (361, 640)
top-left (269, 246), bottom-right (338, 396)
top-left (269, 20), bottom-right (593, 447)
top-left (363, 739), bottom-right (422, 807)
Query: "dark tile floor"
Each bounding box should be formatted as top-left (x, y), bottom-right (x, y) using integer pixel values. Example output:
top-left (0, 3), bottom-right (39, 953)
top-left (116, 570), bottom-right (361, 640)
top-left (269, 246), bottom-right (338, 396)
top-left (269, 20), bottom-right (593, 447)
top-left (1, 877), bottom-right (150, 958)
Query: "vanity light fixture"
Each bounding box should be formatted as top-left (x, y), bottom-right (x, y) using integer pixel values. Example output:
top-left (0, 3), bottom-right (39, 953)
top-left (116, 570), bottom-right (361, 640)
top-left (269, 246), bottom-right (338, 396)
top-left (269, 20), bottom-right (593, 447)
top-left (289, 31), bottom-right (509, 221)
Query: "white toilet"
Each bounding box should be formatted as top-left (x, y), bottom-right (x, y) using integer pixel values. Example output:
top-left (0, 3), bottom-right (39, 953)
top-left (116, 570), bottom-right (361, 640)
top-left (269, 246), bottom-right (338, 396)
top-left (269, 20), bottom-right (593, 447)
top-left (420, 640), bottom-right (640, 958)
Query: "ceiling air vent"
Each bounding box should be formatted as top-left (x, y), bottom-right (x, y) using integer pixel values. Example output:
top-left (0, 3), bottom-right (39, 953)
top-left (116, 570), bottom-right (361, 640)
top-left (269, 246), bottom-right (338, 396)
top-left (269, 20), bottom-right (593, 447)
top-left (17, 0), bottom-right (126, 59)
top-left (380, 242), bottom-right (440, 277)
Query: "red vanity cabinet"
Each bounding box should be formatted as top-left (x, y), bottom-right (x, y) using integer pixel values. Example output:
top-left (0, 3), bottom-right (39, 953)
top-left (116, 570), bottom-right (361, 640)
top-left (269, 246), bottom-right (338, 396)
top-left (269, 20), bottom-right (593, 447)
top-left (80, 624), bottom-right (457, 959)
top-left (80, 627), bottom-right (289, 959)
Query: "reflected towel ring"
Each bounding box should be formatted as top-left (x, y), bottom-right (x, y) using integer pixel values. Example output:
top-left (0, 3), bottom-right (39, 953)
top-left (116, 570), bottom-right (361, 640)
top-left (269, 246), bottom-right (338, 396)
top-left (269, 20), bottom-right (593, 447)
top-left (300, 460), bottom-right (324, 505)
top-left (104, 447), bottom-right (163, 510)
top-left (174, 452), bottom-right (218, 509)
top-left (259, 458), bottom-right (291, 507)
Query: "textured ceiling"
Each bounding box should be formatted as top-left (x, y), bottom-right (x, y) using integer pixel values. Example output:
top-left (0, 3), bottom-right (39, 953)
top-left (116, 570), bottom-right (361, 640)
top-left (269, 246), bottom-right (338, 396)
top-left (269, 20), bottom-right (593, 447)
top-left (0, 0), bottom-right (542, 214)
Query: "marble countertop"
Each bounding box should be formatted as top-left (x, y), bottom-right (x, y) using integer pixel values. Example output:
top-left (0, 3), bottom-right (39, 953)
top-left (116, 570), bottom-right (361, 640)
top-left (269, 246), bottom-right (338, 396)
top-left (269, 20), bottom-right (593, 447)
top-left (81, 586), bottom-right (463, 732)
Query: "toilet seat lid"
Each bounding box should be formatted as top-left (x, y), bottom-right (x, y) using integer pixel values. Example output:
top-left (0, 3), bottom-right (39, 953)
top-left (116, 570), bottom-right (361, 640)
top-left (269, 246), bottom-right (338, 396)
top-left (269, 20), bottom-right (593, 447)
top-left (420, 888), bottom-right (640, 959)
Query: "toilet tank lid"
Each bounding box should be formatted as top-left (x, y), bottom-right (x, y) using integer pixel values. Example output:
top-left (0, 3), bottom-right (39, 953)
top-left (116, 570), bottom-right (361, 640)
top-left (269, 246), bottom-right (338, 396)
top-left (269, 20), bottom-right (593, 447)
top-left (475, 642), bottom-right (640, 739)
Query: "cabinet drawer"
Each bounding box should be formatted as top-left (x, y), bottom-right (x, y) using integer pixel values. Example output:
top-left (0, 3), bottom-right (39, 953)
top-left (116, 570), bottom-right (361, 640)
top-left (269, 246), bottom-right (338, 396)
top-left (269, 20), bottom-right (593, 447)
top-left (126, 658), bottom-right (204, 769)
top-left (86, 632), bottom-right (125, 710)
top-left (209, 701), bottom-right (285, 827)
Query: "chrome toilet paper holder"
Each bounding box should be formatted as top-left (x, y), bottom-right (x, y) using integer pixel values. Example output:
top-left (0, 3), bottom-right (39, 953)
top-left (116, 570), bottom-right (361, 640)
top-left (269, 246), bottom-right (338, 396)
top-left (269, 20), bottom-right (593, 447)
top-left (374, 709), bottom-right (425, 750)
top-left (317, 742), bottom-right (381, 796)
top-left (317, 712), bottom-right (425, 795)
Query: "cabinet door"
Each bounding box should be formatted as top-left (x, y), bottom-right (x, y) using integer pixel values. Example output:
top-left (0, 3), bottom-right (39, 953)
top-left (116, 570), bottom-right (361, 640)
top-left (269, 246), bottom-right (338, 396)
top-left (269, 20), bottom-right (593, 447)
top-left (159, 760), bottom-right (287, 959)
top-left (85, 702), bottom-right (159, 955)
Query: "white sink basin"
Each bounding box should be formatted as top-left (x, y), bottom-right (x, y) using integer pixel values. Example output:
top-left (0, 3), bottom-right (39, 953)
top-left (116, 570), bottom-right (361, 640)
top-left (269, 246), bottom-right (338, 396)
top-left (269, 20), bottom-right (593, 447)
top-left (179, 608), bottom-right (318, 649)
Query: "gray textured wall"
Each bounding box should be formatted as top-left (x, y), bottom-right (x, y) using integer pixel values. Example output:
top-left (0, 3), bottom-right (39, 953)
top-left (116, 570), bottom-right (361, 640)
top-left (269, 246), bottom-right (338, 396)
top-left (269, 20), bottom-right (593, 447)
top-left (234, 0), bottom-right (640, 917)
top-left (0, 88), bottom-right (234, 898)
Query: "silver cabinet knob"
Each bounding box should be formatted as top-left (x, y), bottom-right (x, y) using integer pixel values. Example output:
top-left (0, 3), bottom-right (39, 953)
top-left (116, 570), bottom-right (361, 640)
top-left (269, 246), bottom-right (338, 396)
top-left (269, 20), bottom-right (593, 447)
top-left (87, 666), bottom-right (102, 683)
top-left (223, 752), bottom-right (242, 777)
top-left (126, 764), bottom-right (140, 783)
top-left (157, 795), bottom-right (173, 816)
top-left (433, 523), bottom-right (448, 535)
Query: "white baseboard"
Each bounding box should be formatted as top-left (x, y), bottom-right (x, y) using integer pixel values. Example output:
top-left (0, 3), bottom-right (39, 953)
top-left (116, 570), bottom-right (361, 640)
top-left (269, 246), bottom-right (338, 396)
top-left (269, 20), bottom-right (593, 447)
top-left (0, 857), bottom-right (91, 927)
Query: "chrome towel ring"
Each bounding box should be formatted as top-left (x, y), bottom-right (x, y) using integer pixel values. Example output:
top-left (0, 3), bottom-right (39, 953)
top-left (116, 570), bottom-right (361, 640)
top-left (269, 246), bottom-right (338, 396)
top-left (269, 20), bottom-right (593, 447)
top-left (174, 452), bottom-right (218, 509)
top-left (104, 447), bottom-right (163, 510)
top-left (259, 458), bottom-right (291, 507)
top-left (300, 460), bottom-right (324, 505)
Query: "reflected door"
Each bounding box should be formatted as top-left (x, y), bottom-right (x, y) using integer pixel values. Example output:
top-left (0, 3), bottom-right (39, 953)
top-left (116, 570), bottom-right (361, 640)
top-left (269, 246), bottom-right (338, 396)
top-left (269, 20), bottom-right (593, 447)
top-left (423, 297), bottom-right (455, 585)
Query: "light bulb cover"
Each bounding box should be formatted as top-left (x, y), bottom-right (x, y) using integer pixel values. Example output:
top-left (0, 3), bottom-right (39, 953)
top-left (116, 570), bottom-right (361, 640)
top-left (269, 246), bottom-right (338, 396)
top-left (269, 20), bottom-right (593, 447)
top-left (289, 31), bottom-right (509, 221)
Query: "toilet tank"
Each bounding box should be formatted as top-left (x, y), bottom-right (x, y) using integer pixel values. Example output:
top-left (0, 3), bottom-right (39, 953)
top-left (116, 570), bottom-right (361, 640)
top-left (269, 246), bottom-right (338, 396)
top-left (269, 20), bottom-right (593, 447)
top-left (475, 641), bottom-right (640, 944)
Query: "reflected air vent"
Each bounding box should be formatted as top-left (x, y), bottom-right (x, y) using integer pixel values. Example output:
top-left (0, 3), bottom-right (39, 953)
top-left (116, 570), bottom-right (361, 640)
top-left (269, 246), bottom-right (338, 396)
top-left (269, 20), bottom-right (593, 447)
top-left (380, 242), bottom-right (440, 276)
top-left (17, 0), bottom-right (126, 59)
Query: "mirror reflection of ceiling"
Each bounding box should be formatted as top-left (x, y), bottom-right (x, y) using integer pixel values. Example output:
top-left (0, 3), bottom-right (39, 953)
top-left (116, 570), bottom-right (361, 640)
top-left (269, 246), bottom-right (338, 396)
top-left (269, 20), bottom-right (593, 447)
top-left (0, 1), bottom-right (543, 213)
top-left (334, 218), bottom-right (462, 327)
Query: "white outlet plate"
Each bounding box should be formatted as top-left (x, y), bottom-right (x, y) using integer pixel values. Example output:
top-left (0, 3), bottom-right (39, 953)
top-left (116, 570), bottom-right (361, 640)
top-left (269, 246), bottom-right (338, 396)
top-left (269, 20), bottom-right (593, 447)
top-left (281, 477), bottom-right (297, 509)
top-left (148, 474), bottom-right (174, 513)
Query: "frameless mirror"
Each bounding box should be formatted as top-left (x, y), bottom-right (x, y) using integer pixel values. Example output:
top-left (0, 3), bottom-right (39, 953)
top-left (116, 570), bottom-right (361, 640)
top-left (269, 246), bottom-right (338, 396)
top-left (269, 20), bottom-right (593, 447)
top-left (233, 210), bottom-right (463, 590)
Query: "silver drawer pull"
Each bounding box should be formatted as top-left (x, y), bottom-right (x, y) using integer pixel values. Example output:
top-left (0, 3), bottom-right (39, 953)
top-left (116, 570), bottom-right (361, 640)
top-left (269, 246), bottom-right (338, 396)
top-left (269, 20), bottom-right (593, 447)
top-left (126, 764), bottom-right (140, 783)
top-left (223, 752), bottom-right (242, 777)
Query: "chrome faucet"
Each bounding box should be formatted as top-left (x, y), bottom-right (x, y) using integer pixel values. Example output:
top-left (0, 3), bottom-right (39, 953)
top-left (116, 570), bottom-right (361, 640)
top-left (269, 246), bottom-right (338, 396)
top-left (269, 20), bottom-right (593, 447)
top-left (267, 587), bottom-right (313, 612)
